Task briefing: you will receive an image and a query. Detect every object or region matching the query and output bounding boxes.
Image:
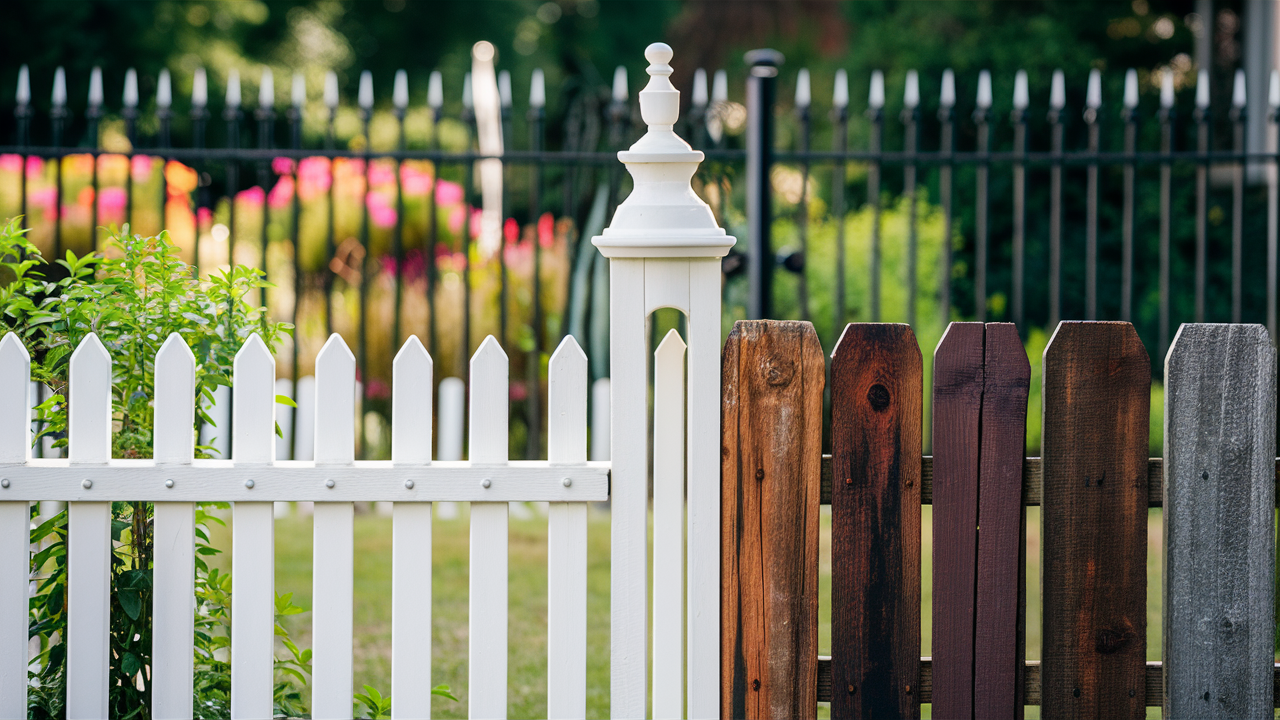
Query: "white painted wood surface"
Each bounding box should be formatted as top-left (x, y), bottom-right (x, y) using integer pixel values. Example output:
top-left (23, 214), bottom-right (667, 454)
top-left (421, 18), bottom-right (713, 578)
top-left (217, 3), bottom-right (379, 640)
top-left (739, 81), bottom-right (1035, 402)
top-left (469, 336), bottom-right (509, 719)
top-left (312, 334), bottom-right (356, 719)
top-left (438, 376), bottom-right (465, 519)
top-left (609, 258), bottom-right (648, 718)
top-left (652, 329), bottom-right (686, 719)
top-left (152, 334), bottom-right (196, 720)
top-left (391, 335), bottom-right (434, 718)
top-left (590, 378), bottom-right (610, 462)
top-left (230, 335), bottom-right (276, 719)
top-left (0, 332), bottom-right (29, 718)
top-left (686, 259), bottom-right (722, 719)
top-left (294, 375), bottom-right (316, 461)
top-left (547, 336), bottom-right (588, 719)
top-left (67, 333), bottom-right (111, 720)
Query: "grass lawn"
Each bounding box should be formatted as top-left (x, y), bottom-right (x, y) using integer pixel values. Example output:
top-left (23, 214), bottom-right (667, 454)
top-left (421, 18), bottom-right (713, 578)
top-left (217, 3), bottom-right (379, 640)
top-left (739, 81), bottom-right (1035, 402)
top-left (209, 501), bottom-right (1168, 719)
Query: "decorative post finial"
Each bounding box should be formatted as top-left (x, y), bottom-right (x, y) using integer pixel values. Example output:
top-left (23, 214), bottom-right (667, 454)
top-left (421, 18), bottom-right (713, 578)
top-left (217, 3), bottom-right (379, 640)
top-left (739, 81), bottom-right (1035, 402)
top-left (592, 43), bottom-right (734, 258)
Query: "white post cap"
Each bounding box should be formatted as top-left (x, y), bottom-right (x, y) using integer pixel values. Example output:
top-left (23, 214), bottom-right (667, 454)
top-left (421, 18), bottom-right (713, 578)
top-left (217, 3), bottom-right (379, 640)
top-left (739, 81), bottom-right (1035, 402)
top-left (592, 42), bottom-right (733, 259)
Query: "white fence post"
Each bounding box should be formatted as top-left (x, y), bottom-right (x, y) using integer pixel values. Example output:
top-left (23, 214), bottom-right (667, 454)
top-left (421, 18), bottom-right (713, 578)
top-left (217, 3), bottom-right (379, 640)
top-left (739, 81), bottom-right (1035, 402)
top-left (67, 333), bottom-right (112, 720)
top-left (589, 377), bottom-right (610, 462)
top-left (592, 42), bottom-right (733, 719)
top-left (230, 334), bottom-right (276, 720)
top-left (0, 333), bottom-right (30, 718)
top-left (547, 335), bottom-right (588, 719)
top-left (391, 336), bottom-right (434, 719)
top-left (152, 333), bottom-right (197, 720)
top-left (312, 334), bottom-right (357, 719)
top-left (469, 336), bottom-right (510, 719)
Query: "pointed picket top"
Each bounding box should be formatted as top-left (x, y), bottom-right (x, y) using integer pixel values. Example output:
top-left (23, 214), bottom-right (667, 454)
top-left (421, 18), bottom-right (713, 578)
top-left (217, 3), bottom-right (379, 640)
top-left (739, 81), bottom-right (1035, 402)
top-left (16, 65), bottom-right (30, 106)
top-left (358, 70), bottom-right (374, 110)
top-left (1085, 68), bottom-right (1102, 110)
top-left (1233, 68), bottom-right (1247, 108)
top-left (498, 70), bottom-right (513, 108)
top-left (832, 68), bottom-right (848, 110)
top-left (462, 72), bottom-right (473, 110)
top-left (655, 327), bottom-right (687, 360)
top-left (1013, 70), bottom-right (1029, 111)
top-left (976, 70), bottom-right (992, 110)
top-left (69, 333), bottom-right (111, 464)
top-left (226, 68), bottom-right (242, 108)
top-left (314, 334), bottom-right (356, 466)
top-left (393, 69), bottom-right (409, 110)
top-left (192, 68), bottom-right (208, 108)
top-left (1123, 68), bottom-right (1139, 109)
top-left (157, 69), bottom-right (172, 109)
top-left (88, 67), bottom-right (103, 108)
top-left (428, 70), bottom-right (444, 110)
top-left (154, 333), bottom-right (196, 465)
top-left (1196, 69), bottom-right (1210, 109)
top-left (692, 68), bottom-right (708, 108)
top-left (123, 68), bottom-right (138, 108)
top-left (324, 71), bottom-right (339, 109)
top-left (291, 72), bottom-right (306, 108)
top-left (548, 335), bottom-right (588, 464)
top-left (469, 336), bottom-right (509, 464)
top-left (232, 334), bottom-right (275, 464)
top-left (1050, 69), bottom-right (1066, 110)
top-left (259, 67), bottom-right (275, 109)
top-left (1162, 69), bottom-right (1176, 109)
top-left (392, 335), bottom-right (433, 466)
top-left (529, 68), bottom-right (546, 109)
top-left (869, 69), bottom-right (885, 109)
top-left (904, 70), bottom-right (919, 110)
top-left (940, 68), bottom-right (955, 108)
top-left (794, 68), bottom-right (811, 109)
top-left (0, 333), bottom-right (31, 463)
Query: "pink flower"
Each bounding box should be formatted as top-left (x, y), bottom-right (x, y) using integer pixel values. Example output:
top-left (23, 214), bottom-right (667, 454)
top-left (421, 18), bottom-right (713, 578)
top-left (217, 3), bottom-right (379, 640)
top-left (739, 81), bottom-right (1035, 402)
top-left (448, 206), bottom-right (465, 234)
top-left (368, 160), bottom-right (395, 187)
top-left (268, 176), bottom-right (294, 210)
top-left (28, 186), bottom-right (57, 209)
top-left (435, 179), bottom-right (464, 206)
top-left (25, 156), bottom-right (43, 180)
top-left (0, 154), bottom-right (22, 173)
top-left (237, 186), bottom-right (265, 206)
top-left (364, 379), bottom-right (390, 401)
top-left (470, 208), bottom-right (482, 238)
top-left (131, 155), bottom-right (153, 183)
top-left (298, 157), bottom-right (332, 200)
top-left (504, 217), bottom-right (518, 245)
top-left (272, 157), bottom-right (296, 175)
top-left (98, 187), bottom-right (127, 217)
top-left (538, 212), bottom-right (555, 248)
top-left (367, 191), bottom-right (398, 228)
top-left (197, 207), bottom-right (213, 225)
top-left (400, 164), bottom-right (432, 195)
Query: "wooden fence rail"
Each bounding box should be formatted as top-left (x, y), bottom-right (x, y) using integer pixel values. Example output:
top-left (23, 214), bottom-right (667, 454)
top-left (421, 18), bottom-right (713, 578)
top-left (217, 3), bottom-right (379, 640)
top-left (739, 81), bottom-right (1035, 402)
top-left (723, 320), bottom-right (1280, 718)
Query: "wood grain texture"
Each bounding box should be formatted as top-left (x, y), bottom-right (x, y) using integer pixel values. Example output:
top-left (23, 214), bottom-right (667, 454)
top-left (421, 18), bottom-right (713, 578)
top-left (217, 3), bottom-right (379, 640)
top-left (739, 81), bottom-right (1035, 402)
top-left (1040, 321), bottom-right (1150, 719)
top-left (829, 323), bottom-right (923, 720)
top-left (974, 323), bottom-right (1030, 719)
top-left (1162, 323), bottom-right (1276, 718)
top-left (929, 322), bottom-right (984, 720)
top-left (720, 320), bottom-right (824, 720)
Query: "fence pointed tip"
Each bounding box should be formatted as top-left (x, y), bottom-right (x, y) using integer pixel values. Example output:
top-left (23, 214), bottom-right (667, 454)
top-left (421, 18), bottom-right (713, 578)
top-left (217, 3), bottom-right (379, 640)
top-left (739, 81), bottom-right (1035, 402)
top-left (0, 332), bottom-right (29, 362)
top-left (1232, 68), bottom-right (1247, 108)
top-left (976, 69), bottom-right (992, 109)
top-left (1050, 69), bottom-right (1066, 110)
top-left (317, 332), bottom-right (356, 364)
top-left (428, 70), bottom-right (444, 110)
top-left (939, 68), bottom-right (955, 108)
top-left (868, 69), bottom-right (885, 109)
top-left (462, 72), bottom-right (473, 110)
top-left (156, 332), bottom-right (195, 363)
top-left (123, 68), bottom-right (139, 108)
top-left (550, 334), bottom-right (588, 366)
top-left (1123, 68), bottom-right (1139, 109)
top-left (612, 65), bottom-right (629, 102)
top-left (832, 68), bottom-right (848, 109)
top-left (692, 67), bottom-right (708, 107)
top-left (498, 69), bottom-right (512, 108)
top-left (324, 70), bottom-right (339, 109)
top-left (795, 68), bottom-right (811, 108)
top-left (394, 69), bottom-right (409, 109)
top-left (903, 69), bottom-right (919, 109)
top-left (192, 67), bottom-right (208, 108)
top-left (226, 68), bottom-right (242, 108)
top-left (1196, 68), bottom-right (1210, 109)
top-left (291, 71), bottom-right (306, 108)
top-left (1086, 68), bottom-right (1102, 109)
top-left (16, 64), bottom-right (30, 105)
top-left (87, 66), bottom-right (103, 107)
top-left (71, 331), bottom-right (110, 366)
top-left (259, 67), bottom-right (275, 109)
top-left (157, 68), bottom-right (172, 109)
top-left (1270, 70), bottom-right (1280, 109)
top-left (1161, 68), bottom-right (1176, 109)
top-left (473, 335), bottom-right (508, 361)
top-left (358, 70), bottom-right (374, 110)
top-left (51, 66), bottom-right (67, 107)
top-left (1013, 70), bottom-right (1029, 110)
top-left (655, 328), bottom-right (687, 356)
top-left (234, 332), bottom-right (272, 365)
top-left (712, 69), bottom-right (728, 103)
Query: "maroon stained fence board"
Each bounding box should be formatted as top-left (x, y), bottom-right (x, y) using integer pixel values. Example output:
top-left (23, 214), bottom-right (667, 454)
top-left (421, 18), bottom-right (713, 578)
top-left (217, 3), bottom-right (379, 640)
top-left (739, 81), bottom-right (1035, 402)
top-left (1040, 321), bottom-right (1150, 719)
top-left (974, 322), bottom-right (1030, 718)
top-left (721, 320), bottom-right (824, 720)
top-left (830, 323), bottom-right (922, 720)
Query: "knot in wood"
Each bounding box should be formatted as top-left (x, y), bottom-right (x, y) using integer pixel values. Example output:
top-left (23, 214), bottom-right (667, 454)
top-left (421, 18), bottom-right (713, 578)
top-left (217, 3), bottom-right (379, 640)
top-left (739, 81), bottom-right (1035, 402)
top-left (751, 679), bottom-right (760, 692)
top-left (761, 357), bottom-right (796, 387)
top-left (755, 468), bottom-right (765, 481)
top-left (866, 383), bottom-right (891, 412)
top-left (1095, 626), bottom-right (1135, 654)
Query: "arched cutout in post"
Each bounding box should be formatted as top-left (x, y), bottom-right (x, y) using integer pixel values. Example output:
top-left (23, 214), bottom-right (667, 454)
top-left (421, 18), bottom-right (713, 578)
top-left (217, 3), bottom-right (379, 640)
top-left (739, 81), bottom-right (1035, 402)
top-left (593, 42), bottom-right (734, 720)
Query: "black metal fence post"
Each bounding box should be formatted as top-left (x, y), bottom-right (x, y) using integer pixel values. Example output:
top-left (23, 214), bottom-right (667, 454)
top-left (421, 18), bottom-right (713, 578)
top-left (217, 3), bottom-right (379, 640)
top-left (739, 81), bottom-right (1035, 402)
top-left (1121, 70), bottom-right (1137, 323)
top-left (974, 71), bottom-right (991, 323)
top-left (1084, 69), bottom-right (1101, 321)
top-left (1048, 70), bottom-right (1064, 328)
top-left (1230, 70), bottom-right (1246, 323)
top-left (745, 48), bottom-right (781, 320)
top-left (939, 70), bottom-right (955, 324)
top-left (1194, 73), bottom-right (1210, 323)
top-left (1011, 71), bottom-right (1028, 330)
top-left (1158, 76), bottom-right (1175, 358)
top-left (831, 70), bottom-right (849, 330)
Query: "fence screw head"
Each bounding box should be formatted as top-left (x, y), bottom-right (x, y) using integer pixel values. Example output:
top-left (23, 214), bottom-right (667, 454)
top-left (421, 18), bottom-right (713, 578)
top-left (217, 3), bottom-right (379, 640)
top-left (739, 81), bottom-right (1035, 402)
top-left (0, 479), bottom-right (8, 489)
top-left (325, 479), bottom-right (336, 489)
top-left (245, 479), bottom-right (255, 489)
top-left (165, 479), bottom-right (174, 489)
top-left (482, 478), bottom-right (492, 489)
top-left (562, 477), bottom-right (572, 488)
top-left (82, 479), bottom-right (92, 489)
top-left (405, 479), bottom-right (415, 489)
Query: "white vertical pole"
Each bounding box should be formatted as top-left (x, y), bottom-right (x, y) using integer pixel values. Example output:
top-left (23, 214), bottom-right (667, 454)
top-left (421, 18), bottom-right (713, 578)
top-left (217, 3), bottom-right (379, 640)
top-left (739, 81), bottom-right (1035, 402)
top-left (312, 334), bottom-right (356, 719)
top-left (230, 334), bottom-right (276, 720)
top-left (652, 330), bottom-right (686, 719)
top-left (293, 375), bottom-right (316, 461)
top-left (547, 336), bottom-right (588, 719)
top-left (0, 333), bottom-right (30, 718)
top-left (686, 259), bottom-right (722, 719)
top-left (67, 333), bottom-right (112, 720)
top-left (437, 376), bottom-right (466, 519)
top-left (609, 258), bottom-right (648, 718)
top-left (469, 336), bottom-right (509, 719)
top-left (152, 333), bottom-right (197, 720)
top-left (589, 378), bottom-right (611, 461)
top-left (391, 335), bottom-right (434, 719)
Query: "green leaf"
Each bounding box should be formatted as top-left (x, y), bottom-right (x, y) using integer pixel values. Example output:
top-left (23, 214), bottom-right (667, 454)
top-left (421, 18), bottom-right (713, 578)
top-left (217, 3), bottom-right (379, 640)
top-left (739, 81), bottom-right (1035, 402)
top-left (121, 651), bottom-right (143, 677)
top-left (119, 589), bottom-right (142, 620)
top-left (275, 394), bottom-right (297, 408)
top-left (431, 684), bottom-right (458, 702)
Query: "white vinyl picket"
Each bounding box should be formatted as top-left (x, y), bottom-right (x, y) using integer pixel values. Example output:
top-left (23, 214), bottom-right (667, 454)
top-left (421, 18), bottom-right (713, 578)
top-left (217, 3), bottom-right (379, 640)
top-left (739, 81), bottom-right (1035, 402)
top-left (437, 375), bottom-right (465, 520)
top-left (590, 377), bottom-right (610, 462)
top-left (67, 333), bottom-right (112, 720)
top-left (0, 333), bottom-right (30, 718)
top-left (312, 334), bottom-right (356, 719)
top-left (391, 335), bottom-right (434, 719)
top-left (469, 336), bottom-right (509, 719)
top-left (652, 330), bottom-right (685, 719)
top-left (230, 334), bottom-right (277, 720)
top-left (547, 336), bottom-right (588, 719)
top-left (152, 333), bottom-right (197, 720)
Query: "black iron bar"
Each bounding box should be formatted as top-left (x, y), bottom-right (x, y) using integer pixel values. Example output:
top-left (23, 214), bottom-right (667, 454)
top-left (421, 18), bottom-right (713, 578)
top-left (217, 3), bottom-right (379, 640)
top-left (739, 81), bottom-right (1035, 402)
top-left (527, 80), bottom-right (545, 461)
top-left (903, 91), bottom-right (919, 329)
top-left (461, 99), bottom-right (475, 381)
top-left (500, 87), bottom-right (512, 354)
top-left (831, 88), bottom-right (849, 330)
top-left (52, 93), bottom-right (67, 258)
top-left (1048, 99), bottom-right (1063, 328)
top-left (939, 85), bottom-right (954, 324)
top-left (795, 74), bottom-right (812, 322)
top-left (393, 102), bottom-right (406, 353)
top-left (287, 96), bottom-right (302, 461)
top-left (745, 49), bottom-right (781, 319)
top-left (1194, 101), bottom-right (1209, 322)
top-left (1159, 101), bottom-right (1174, 359)
top-left (1270, 103), bottom-right (1279, 339)
top-left (324, 100), bottom-right (337, 336)
top-left (124, 86), bottom-right (137, 233)
top-left (190, 99), bottom-right (208, 273)
top-left (15, 94), bottom-right (29, 233)
top-left (427, 100), bottom-right (441, 360)
top-left (1085, 98), bottom-right (1100, 320)
top-left (1012, 99), bottom-right (1027, 330)
top-left (1231, 99), bottom-right (1245, 323)
top-left (358, 103), bottom-right (371, 459)
top-left (158, 94), bottom-right (171, 240)
top-left (256, 96), bottom-right (274, 309)
top-left (868, 94), bottom-right (883, 322)
top-left (1122, 101), bottom-right (1136, 322)
top-left (225, 99), bottom-right (242, 273)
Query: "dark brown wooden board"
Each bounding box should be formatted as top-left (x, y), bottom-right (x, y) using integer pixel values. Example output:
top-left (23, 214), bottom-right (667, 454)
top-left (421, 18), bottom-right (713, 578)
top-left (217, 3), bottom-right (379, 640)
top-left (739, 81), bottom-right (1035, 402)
top-left (1040, 321), bottom-right (1150, 719)
top-left (974, 322), bottom-right (1030, 719)
top-left (929, 322), bottom-right (984, 720)
top-left (720, 320), bottom-right (825, 720)
top-left (830, 323), bottom-right (923, 720)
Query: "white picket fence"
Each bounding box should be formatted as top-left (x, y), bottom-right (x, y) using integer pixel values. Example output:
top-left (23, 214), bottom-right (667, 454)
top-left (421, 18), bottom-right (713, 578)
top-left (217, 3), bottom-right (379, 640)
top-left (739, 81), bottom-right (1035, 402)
top-left (0, 329), bottom-right (644, 719)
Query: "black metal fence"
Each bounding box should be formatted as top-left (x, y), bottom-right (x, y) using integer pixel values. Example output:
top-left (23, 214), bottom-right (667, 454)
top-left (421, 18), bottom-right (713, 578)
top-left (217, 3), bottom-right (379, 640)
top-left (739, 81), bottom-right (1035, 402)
top-left (3, 52), bottom-right (1276, 457)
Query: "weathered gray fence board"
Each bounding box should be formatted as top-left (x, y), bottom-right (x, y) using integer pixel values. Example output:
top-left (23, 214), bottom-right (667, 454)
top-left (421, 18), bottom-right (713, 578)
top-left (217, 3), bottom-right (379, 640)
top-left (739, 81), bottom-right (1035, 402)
top-left (1163, 323), bottom-right (1276, 718)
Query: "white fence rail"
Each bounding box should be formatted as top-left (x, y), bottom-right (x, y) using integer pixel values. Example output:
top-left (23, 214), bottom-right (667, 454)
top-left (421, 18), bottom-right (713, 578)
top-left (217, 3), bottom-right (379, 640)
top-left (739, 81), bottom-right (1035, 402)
top-left (0, 330), bottom-right (611, 719)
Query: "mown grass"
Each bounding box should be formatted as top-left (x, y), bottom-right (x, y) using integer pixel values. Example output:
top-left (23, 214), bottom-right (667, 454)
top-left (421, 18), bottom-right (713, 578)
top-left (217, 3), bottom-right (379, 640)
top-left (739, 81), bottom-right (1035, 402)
top-left (209, 500), bottom-right (1171, 719)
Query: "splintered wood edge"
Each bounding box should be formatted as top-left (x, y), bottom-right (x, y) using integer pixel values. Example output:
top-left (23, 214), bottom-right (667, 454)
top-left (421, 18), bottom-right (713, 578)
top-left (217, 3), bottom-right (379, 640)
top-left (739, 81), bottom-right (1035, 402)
top-left (819, 455), bottom-right (1280, 507)
top-left (814, 658), bottom-right (1280, 706)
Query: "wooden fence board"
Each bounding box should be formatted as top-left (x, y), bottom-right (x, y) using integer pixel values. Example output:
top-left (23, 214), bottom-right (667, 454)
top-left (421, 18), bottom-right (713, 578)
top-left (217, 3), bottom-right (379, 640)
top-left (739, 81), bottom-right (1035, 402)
top-left (1163, 323), bottom-right (1276, 717)
top-left (1040, 321), bottom-right (1149, 719)
top-left (929, 322), bottom-right (984, 720)
top-left (720, 320), bottom-right (823, 720)
top-left (974, 323), bottom-right (1030, 719)
top-left (829, 323), bottom-right (922, 720)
